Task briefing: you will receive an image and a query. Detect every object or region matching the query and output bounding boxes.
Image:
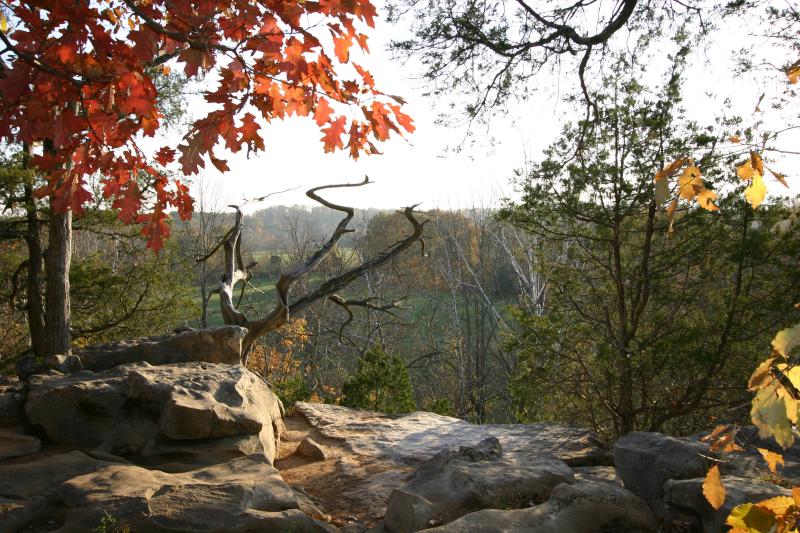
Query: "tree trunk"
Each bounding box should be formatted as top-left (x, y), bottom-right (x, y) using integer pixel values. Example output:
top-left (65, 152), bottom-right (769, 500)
top-left (43, 208), bottom-right (72, 357)
top-left (21, 145), bottom-right (46, 357)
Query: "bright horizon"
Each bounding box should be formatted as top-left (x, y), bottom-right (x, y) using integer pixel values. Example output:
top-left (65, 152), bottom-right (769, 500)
top-left (159, 1), bottom-right (799, 215)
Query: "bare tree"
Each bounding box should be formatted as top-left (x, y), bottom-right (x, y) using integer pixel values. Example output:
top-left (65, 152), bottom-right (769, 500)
top-left (206, 177), bottom-right (426, 358)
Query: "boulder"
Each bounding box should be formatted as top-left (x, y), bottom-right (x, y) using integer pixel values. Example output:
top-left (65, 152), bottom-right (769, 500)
top-left (385, 489), bottom-right (434, 533)
top-left (293, 402), bottom-right (609, 467)
top-left (0, 451), bottom-right (110, 531)
top-left (25, 362), bottom-right (284, 467)
top-left (572, 466), bottom-right (622, 486)
top-left (0, 452), bottom-right (330, 532)
top-left (0, 428), bottom-right (41, 461)
top-left (663, 475), bottom-right (790, 532)
top-left (298, 436), bottom-right (329, 461)
top-left (46, 326), bottom-right (248, 373)
top-left (0, 376), bottom-right (22, 427)
top-left (420, 480), bottom-right (657, 532)
top-left (402, 437), bottom-right (575, 522)
top-left (613, 431), bottom-right (708, 511)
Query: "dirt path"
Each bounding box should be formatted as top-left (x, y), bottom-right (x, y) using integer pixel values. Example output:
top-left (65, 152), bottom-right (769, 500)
top-left (276, 413), bottom-right (397, 528)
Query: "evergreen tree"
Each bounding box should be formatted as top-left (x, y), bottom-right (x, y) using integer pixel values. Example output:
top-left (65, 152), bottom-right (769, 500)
top-left (342, 346), bottom-right (416, 414)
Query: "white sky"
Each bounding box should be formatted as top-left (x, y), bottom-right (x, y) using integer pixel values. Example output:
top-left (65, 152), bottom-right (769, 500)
top-left (157, 1), bottom-right (799, 213)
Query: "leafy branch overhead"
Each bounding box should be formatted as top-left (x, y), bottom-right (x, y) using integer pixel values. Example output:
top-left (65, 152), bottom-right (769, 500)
top-left (0, 1), bottom-right (414, 250)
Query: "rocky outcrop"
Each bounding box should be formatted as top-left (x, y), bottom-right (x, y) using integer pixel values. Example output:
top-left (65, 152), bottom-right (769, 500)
top-left (0, 452), bottom-right (329, 532)
top-left (614, 430), bottom-right (792, 532)
top-left (613, 431), bottom-right (708, 513)
top-left (420, 480), bottom-right (657, 532)
top-left (45, 326), bottom-right (247, 374)
top-left (25, 362), bottom-right (284, 468)
top-left (0, 376), bottom-right (22, 427)
top-left (664, 475), bottom-right (791, 532)
top-left (283, 402), bottom-right (611, 529)
top-left (385, 489), bottom-right (434, 533)
top-left (293, 401), bottom-right (609, 467)
top-left (0, 428), bottom-right (40, 461)
top-left (399, 437), bottom-right (575, 523)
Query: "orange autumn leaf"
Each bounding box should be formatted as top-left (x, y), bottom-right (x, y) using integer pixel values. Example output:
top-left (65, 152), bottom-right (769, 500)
top-left (678, 165), bottom-right (703, 201)
top-left (768, 167), bottom-right (790, 188)
top-left (654, 157), bottom-right (687, 183)
top-left (703, 465), bottom-right (726, 510)
top-left (756, 448), bottom-right (785, 474)
top-left (696, 187), bottom-right (719, 211)
top-left (0, 0), bottom-right (413, 252)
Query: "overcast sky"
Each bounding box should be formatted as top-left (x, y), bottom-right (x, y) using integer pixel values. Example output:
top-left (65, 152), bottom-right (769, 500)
top-left (163, 1), bottom-right (799, 213)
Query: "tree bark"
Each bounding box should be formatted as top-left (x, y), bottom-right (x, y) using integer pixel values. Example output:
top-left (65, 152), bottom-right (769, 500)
top-left (43, 208), bottom-right (72, 357)
top-left (21, 144), bottom-right (46, 357)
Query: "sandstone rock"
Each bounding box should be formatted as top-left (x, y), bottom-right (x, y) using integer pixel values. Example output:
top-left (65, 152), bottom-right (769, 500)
top-left (0, 450), bottom-right (106, 500)
top-left (25, 362), bottom-right (284, 466)
top-left (47, 326), bottom-right (248, 373)
top-left (613, 431), bottom-right (708, 510)
top-left (0, 452), bottom-right (330, 532)
top-left (0, 451), bottom-right (109, 531)
top-left (572, 466), bottom-right (622, 486)
top-left (420, 480), bottom-right (657, 532)
top-left (294, 402), bottom-right (608, 467)
top-left (298, 436), bottom-right (329, 461)
top-left (0, 428), bottom-right (41, 461)
top-left (402, 437), bottom-right (575, 522)
top-left (663, 475), bottom-right (790, 532)
top-left (385, 489), bottom-right (434, 533)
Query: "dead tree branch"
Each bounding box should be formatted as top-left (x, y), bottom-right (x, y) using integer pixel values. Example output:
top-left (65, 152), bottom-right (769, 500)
top-left (209, 177), bottom-right (426, 358)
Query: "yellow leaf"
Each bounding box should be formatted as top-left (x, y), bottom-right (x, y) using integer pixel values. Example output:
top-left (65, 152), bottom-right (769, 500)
top-left (785, 366), bottom-right (800, 392)
top-left (738, 160), bottom-right (755, 181)
top-left (727, 503), bottom-right (778, 531)
top-left (749, 357), bottom-right (776, 391)
top-left (0, 14), bottom-right (7, 33)
top-left (756, 448), bottom-right (785, 473)
top-left (773, 323), bottom-right (800, 358)
top-left (678, 166), bottom-right (703, 201)
top-left (128, 18), bottom-right (136, 31)
top-left (696, 187), bottom-right (719, 211)
top-left (730, 134), bottom-right (741, 143)
top-left (703, 465), bottom-right (726, 510)
top-left (745, 173), bottom-right (767, 209)
top-left (755, 495), bottom-right (794, 515)
top-left (792, 487), bottom-right (800, 507)
top-left (751, 380), bottom-right (795, 449)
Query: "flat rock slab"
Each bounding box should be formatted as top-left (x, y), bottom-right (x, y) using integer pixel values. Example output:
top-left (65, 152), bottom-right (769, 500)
top-left (664, 475), bottom-right (790, 532)
top-left (421, 480), bottom-right (657, 533)
top-left (26, 362), bottom-right (284, 467)
top-left (293, 402), bottom-right (608, 467)
top-left (0, 429), bottom-right (41, 461)
top-left (47, 326), bottom-right (248, 373)
top-left (0, 452), bottom-right (330, 532)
